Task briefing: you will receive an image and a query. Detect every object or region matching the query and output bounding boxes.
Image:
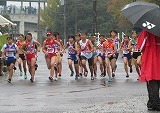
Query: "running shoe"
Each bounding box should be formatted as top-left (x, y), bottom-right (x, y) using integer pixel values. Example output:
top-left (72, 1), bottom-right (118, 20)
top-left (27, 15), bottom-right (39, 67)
top-left (94, 73), bottom-right (97, 78)
top-left (24, 74), bottom-right (27, 79)
top-left (70, 71), bottom-right (74, 77)
top-left (108, 77), bottom-right (112, 82)
top-left (54, 77), bottom-right (58, 81)
top-left (84, 71), bottom-right (88, 77)
top-left (103, 71), bottom-right (106, 77)
top-left (30, 78), bottom-right (34, 83)
top-left (112, 72), bottom-right (115, 78)
top-left (58, 74), bottom-right (62, 77)
top-left (100, 73), bottom-right (104, 77)
top-left (130, 67), bottom-right (133, 73)
top-left (49, 76), bottom-right (53, 81)
top-left (13, 66), bottom-right (17, 70)
top-left (35, 64), bottom-right (38, 71)
top-left (79, 73), bottom-right (83, 77)
top-left (75, 75), bottom-right (78, 80)
top-left (20, 71), bottom-right (23, 76)
top-left (91, 76), bottom-right (94, 80)
top-left (115, 64), bottom-right (117, 69)
top-left (137, 76), bottom-right (141, 81)
top-left (7, 78), bottom-right (11, 83)
top-left (126, 74), bottom-right (129, 78)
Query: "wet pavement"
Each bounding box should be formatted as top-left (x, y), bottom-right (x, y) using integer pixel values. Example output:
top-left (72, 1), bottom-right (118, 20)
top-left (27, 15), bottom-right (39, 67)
top-left (0, 52), bottom-right (157, 113)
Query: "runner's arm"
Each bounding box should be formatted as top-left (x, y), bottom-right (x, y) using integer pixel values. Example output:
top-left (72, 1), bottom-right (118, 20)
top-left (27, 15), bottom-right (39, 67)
top-left (55, 40), bottom-right (63, 53)
top-left (34, 40), bottom-right (41, 52)
top-left (112, 44), bottom-right (117, 55)
top-left (119, 43), bottom-right (123, 51)
top-left (15, 45), bottom-right (19, 59)
top-left (60, 40), bottom-right (64, 50)
top-left (1, 44), bottom-right (6, 59)
top-left (42, 40), bottom-right (47, 54)
top-left (76, 42), bottom-right (81, 54)
top-left (102, 43), bottom-right (105, 55)
top-left (118, 37), bottom-right (121, 51)
top-left (127, 41), bottom-right (132, 51)
top-left (88, 40), bottom-right (94, 52)
top-left (62, 44), bottom-right (68, 53)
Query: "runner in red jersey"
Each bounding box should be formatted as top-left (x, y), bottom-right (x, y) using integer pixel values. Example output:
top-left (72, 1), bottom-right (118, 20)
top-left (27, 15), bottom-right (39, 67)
top-left (21, 33), bottom-right (41, 83)
top-left (120, 35), bottom-right (132, 78)
top-left (42, 32), bottom-right (61, 81)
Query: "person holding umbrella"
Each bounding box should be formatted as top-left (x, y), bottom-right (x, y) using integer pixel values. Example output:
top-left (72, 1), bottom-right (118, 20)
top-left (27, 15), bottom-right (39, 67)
top-left (121, 1), bottom-right (160, 111)
top-left (137, 30), bottom-right (160, 111)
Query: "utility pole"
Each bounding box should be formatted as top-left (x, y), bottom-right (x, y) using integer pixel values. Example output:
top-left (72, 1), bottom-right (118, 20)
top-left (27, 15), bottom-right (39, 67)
top-left (63, 0), bottom-right (66, 45)
top-left (37, 0), bottom-right (41, 43)
top-left (93, 0), bottom-right (97, 34)
top-left (75, 0), bottom-right (78, 33)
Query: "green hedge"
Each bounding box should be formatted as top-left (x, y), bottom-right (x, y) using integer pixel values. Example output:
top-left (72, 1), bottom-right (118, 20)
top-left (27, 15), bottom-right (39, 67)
top-left (0, 35), bottom-right (7, 53)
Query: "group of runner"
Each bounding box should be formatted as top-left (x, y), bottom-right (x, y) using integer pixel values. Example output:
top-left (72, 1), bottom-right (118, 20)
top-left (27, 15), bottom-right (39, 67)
top-left (0, 30), bottom-right (141, 83)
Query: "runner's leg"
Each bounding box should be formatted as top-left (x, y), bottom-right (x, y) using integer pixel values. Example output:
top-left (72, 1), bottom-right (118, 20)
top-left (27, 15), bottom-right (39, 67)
top-left (17, 58), bottom-right (23, 76)
top-left (123, 57), bottom-right (129, 77)
top-left (30, 58), bottom-right (36, 80)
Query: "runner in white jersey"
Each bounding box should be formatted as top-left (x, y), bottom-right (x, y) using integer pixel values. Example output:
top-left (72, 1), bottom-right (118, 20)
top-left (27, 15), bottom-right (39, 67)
top-left (91, 35), bottom-right (98, 78)
top-left (1, 37), bottom-right (18, 83)
top-left (110, 30), bottom-right (120, 77)
top-left (77, 32), bottom-right (94, 80)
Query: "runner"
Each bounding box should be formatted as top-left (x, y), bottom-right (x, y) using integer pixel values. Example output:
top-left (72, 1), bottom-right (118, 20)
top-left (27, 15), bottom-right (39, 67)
top-left (42, 32), bottom-right (61, 81)
top-left (131, 30), bottom-right (141, 79)
top-left (78, 32), bottom-right (94, 80)
top-left (103, 35), bottom-right (117, 82)
top-left (63, 35), bottom-right (79, 80)
top-left (1, 37), bottom-right (18, 83)
top-left (75, 33), bottom-right (83, 77)
top-left (120, 35), bottom-right (132, 78)
top-left (96, 35), bottom-right (106, 77)
top-left (21, 33), bottom-right (41, 83)
top-left (91, 35), bottom-right (98, 78)
top-left (54, 32), bottom-right (63, 77)
top-left (110, 30), bottom-right (120, 77)
top-left (16, 34), bottom-right (27, 79)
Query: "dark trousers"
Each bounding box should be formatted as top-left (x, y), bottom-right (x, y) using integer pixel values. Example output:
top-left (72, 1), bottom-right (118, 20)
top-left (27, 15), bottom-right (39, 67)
top-left (147, 80), bottom-right (160, 110)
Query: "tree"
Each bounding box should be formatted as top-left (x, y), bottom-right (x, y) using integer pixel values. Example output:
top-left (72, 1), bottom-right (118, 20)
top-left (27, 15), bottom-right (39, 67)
top-left (2, 14), bottom-right (11, 21)
top-left (0, 14), bottom-right (11, 34)
top-left (40, 0), bottom-right (59, 31)
top-left (41, 0), bottom-right (118, 37)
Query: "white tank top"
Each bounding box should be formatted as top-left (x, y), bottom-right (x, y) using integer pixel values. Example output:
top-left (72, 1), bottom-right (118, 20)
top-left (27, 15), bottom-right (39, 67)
top-left (80, 39), bottom-right (92, 59)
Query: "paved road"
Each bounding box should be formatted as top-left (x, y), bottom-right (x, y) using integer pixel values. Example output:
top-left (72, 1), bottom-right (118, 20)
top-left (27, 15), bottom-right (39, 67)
top-left (0, 52), bottom-right (155, 113)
